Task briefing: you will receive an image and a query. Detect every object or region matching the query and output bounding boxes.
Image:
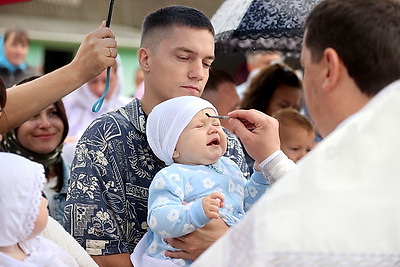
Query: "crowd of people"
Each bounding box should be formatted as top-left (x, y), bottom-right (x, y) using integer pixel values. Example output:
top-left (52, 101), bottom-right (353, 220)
top-left (1, 0), bottom-right (400, 266)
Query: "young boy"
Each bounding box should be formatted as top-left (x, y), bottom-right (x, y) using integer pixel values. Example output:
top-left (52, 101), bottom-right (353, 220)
top-left (273, 108), bottom-right (315, 163)
top-left (131, 96), bottom-right (269, 266)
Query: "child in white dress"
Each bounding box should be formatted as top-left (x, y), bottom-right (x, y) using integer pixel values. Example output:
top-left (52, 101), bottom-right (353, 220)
top-left (0, 153), bottom-right (78, 267)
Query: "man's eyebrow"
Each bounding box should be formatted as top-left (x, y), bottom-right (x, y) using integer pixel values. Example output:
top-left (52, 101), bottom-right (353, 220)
top-left (205, 55), bottom-right (216, 61)
top-left (175, 46), bottom-right (193, 53)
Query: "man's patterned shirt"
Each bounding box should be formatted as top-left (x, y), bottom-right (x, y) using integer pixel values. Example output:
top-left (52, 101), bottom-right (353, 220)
top-left (63, 98), bottom-right (249, 255)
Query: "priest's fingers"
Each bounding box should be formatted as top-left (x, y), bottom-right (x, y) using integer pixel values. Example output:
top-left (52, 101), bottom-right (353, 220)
top-left (229, 109), bottom-right (280, 163)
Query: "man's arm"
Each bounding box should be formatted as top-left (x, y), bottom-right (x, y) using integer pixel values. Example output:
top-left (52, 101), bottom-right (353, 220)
top-left (164, 217), bottom-right (228, 261)
top-left (0, 22), bottom-right (116, 134)
top-left (92, 254), bottom-right (133, 267)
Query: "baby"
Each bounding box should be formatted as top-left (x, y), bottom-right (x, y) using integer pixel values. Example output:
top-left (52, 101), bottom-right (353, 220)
top-left (131, 96), bottom-right (270, 266)
top-left (0, 153), bottom-right (78, 266)
top-left (273, 108), bottom-right (316, 163)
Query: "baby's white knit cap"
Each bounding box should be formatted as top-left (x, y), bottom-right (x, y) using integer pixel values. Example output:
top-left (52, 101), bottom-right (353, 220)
top-left (146, 96), bottom-right (218, 165)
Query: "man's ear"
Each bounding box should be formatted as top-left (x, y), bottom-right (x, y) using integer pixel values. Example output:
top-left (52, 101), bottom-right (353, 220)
top-left (138, 47), bottom-right (150, 72)
top-left (321, 48), bottom-right (341, 92)
top-left (172, 150), bottom-right (179, 159)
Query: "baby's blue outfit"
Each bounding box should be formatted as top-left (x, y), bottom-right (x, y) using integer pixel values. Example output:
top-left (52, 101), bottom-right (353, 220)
top-left (146, 156), bottom-right (269, 266)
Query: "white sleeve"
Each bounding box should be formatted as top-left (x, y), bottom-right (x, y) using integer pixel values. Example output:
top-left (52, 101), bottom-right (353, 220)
top-left (258, 150), bottom-right (296, 184)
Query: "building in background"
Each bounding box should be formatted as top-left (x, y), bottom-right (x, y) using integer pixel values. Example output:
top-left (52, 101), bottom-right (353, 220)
top-left (0, 0), bottom-right (224, 95)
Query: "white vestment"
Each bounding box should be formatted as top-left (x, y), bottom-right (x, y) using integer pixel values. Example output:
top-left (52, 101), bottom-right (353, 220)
top-left (193, 80), bottom-right (400, 266)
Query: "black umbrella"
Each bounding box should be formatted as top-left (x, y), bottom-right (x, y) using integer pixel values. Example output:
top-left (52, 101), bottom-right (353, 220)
top-left (211, 0), bottom-right (322, 53)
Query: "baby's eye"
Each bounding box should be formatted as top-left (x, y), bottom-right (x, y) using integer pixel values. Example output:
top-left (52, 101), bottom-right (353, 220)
top-left (290, 147), bottom-right (300, 151)
top-left (212, 123), bottom-right (221, 127)
top-left (195, 124), bottom-right (205, 128)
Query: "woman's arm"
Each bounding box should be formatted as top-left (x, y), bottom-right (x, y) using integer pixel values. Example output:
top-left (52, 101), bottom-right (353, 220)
top-left (0, 23), bottom-right (116, 134)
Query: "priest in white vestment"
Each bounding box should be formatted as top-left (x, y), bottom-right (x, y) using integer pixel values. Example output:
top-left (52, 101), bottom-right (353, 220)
top-left (194, 80), bottom-right (400, 266)
top-left (193, 0), bottom-right (400, 266)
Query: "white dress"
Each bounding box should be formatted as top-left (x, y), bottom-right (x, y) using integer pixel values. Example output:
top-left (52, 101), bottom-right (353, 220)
top-left (193, 80), bottom-right (400, 266)
top-left (0, 236), bottom-right (78, 267)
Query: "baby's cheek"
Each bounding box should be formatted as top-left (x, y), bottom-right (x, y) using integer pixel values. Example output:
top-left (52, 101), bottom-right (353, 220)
top-left (220, 133), bottom-right (228, 152)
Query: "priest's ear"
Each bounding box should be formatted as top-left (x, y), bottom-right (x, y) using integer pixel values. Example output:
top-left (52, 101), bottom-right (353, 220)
top-left (321, 48), bottom-right (341, 92)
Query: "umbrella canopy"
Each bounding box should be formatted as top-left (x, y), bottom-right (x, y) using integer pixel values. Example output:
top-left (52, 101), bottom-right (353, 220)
top-left (211, 0), bottom-right (321, 53)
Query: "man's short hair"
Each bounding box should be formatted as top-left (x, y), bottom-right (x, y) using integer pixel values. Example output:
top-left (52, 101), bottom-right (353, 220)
top-left (304, 0), bottom-right (400, 96)
top-left (140, 6), bottom-right (214, 48)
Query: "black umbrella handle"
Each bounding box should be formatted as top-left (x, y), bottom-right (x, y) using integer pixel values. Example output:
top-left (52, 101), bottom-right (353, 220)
top-left (106, 0), bottom-right (115, 27)
top-left (91, 0), bottom-right (115, 113)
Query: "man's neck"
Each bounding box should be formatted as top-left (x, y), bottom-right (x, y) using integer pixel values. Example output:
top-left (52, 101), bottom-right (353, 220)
top-left (140, 93), bottom-right (161, 116)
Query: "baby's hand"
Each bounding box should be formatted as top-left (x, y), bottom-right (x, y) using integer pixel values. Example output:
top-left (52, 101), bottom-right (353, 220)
top-left (202, 192), bottom-right (224, 219)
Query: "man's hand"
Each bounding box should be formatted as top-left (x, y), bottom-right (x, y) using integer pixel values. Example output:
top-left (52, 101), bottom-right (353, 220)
top-left (228, 109), bottom-right (280, 163)
top-left (164, 217), bottom-right (229, 261)
top-left (202, 192), bottom-right (224, 219)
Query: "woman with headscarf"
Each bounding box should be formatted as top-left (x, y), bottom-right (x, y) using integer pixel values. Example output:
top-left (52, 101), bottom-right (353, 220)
top-left (1, 76), bottom-right (70, 225)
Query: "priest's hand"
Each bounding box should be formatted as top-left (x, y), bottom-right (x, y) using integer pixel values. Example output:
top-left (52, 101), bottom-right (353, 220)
top-left (228, 109), bottom-right (280, 163)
